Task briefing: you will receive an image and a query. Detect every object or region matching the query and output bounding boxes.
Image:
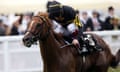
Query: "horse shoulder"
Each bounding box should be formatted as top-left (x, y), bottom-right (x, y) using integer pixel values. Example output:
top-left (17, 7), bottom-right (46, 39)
top-left (53, 32), bottom-right (65, 44)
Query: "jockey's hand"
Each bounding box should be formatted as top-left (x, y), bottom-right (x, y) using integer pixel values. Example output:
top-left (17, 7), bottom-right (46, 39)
top-left (72, 39), bottom-right (80, 48)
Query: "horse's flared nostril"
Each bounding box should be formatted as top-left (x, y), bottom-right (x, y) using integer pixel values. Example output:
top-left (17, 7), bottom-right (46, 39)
top-left (22, 37), bottom-right (32, 47)
top-left (22, 38), bottom-right (26, 43)
top-left (23, 38), bottom-right (25, 42)
top-left (23, 37), bottom-right (29, 42)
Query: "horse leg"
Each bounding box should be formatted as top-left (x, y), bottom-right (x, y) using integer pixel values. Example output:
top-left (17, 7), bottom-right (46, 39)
top-left (93, 66), bottom-right (108, 72)
top-left (110, 49), bottom-right (120, 68)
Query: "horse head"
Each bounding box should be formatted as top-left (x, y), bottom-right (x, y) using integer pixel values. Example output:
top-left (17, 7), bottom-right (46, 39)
top-left (23, 14), bottom-right (52, 47)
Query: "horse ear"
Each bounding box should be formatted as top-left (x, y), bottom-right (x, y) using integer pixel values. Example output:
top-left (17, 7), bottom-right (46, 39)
top-left (37, 12), bottom-right (49, 17)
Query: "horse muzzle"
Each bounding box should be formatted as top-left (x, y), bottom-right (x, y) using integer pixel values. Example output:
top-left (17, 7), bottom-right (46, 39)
top-left (22, 37), bottom-right (33, 47)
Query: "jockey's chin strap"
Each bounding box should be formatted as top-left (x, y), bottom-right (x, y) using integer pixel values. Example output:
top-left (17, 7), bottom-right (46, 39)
top-left (27, 16), bottom-right (51, 42)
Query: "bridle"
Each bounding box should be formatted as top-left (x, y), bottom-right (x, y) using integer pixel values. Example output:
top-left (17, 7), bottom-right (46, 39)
top-left (25, 16), bottom-right (73, 48)
top-left (27, 16), bottom-right (51, 42)
top-left (24, 15), bottom-right (73, 48)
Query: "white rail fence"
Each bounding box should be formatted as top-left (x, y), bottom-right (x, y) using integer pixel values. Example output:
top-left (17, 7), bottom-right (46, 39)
top-left (0, 30), bottom-right (120, 72)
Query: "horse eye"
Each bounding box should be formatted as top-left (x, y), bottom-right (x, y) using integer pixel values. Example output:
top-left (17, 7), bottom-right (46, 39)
top-left (36, 23), bottom-right (41, 28)
top-left (37, 23), bottom-right (41, 26)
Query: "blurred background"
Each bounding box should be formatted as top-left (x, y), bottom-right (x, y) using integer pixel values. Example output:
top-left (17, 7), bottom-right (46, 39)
top-left (0, 0), bottom-right (120, 36)
top-left (0, 0), bottom-right (120, 72)
top-left (0, 0), bottom-right (120, 13)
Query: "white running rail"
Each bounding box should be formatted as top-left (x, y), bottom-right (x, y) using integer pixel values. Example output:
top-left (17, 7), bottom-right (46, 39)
top-left (0, 30), bottom-right (120, 72)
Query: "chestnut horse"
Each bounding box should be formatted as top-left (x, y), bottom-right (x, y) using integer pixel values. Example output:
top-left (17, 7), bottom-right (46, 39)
top-left (22, 13), bottom-right (120, 72)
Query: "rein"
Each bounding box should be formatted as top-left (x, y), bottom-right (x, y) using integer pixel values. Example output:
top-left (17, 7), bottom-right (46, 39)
top-left (60, 44), bottom-right (73, 48)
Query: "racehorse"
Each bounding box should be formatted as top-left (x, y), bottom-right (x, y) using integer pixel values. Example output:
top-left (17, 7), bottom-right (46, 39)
top-left (22, 13), bottom-right (120, 72)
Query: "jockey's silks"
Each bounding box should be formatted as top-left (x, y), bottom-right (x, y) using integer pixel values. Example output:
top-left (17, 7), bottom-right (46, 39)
top-left (74, 15), bottom-right (83, 27)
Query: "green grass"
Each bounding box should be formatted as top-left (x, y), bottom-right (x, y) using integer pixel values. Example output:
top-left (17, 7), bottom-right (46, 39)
top-left (109, 66), bottom-right (120, 72)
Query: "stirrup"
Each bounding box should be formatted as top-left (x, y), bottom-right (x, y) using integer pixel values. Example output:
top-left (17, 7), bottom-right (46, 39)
top-left (84, 34), bottom-right (95, 46)
top-left (89, 38), bottom-right (95, 46)
top-left (77, 44), bottom-right (89, 55)
top-left (82, 45), bottom-right (88, 52)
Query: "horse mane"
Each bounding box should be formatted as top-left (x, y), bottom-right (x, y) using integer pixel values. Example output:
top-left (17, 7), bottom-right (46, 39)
top-left (36, 12), bottom-right (53, 30)
top-left (37, 12), bottom-right (49, 17)
top-left (37, 12), bottom-right (65, 44)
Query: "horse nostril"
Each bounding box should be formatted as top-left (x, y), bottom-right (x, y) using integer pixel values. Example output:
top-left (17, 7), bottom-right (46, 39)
top-left (25, 38), bottom-right (29, 41)
top-left (23, 38), bottom-right (25, 42)
top-left (23, 37), bottom-right (32, 47)
top-left (23, 37), bottom-right (29, 42)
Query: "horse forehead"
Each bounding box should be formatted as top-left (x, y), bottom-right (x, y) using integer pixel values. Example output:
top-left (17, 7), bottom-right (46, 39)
top-left (32, 17), bottom-right (40, 21)
top-left (30, 21), bottom-right (35, 26)
top-left (29, 21), bottom-right (37, 29)
top-left (32, 16), bottom-right (43, 23)
top-left (24, 32), bottom-right (30, 36)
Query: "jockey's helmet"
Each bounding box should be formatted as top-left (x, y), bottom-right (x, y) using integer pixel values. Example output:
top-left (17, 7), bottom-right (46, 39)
top-left (47, 1), bottom-right (63, 18)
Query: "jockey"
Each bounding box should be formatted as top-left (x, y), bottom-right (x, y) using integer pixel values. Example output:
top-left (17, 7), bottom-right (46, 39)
top-left (46, 1), bottom-right (101, 52)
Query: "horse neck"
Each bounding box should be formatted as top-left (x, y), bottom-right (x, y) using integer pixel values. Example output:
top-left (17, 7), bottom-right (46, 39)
top-left (39, 31), bottom-right (61, 62)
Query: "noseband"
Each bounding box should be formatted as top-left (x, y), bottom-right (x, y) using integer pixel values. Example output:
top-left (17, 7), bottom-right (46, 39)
top-left (27, 16), bottom-right (50, 41)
